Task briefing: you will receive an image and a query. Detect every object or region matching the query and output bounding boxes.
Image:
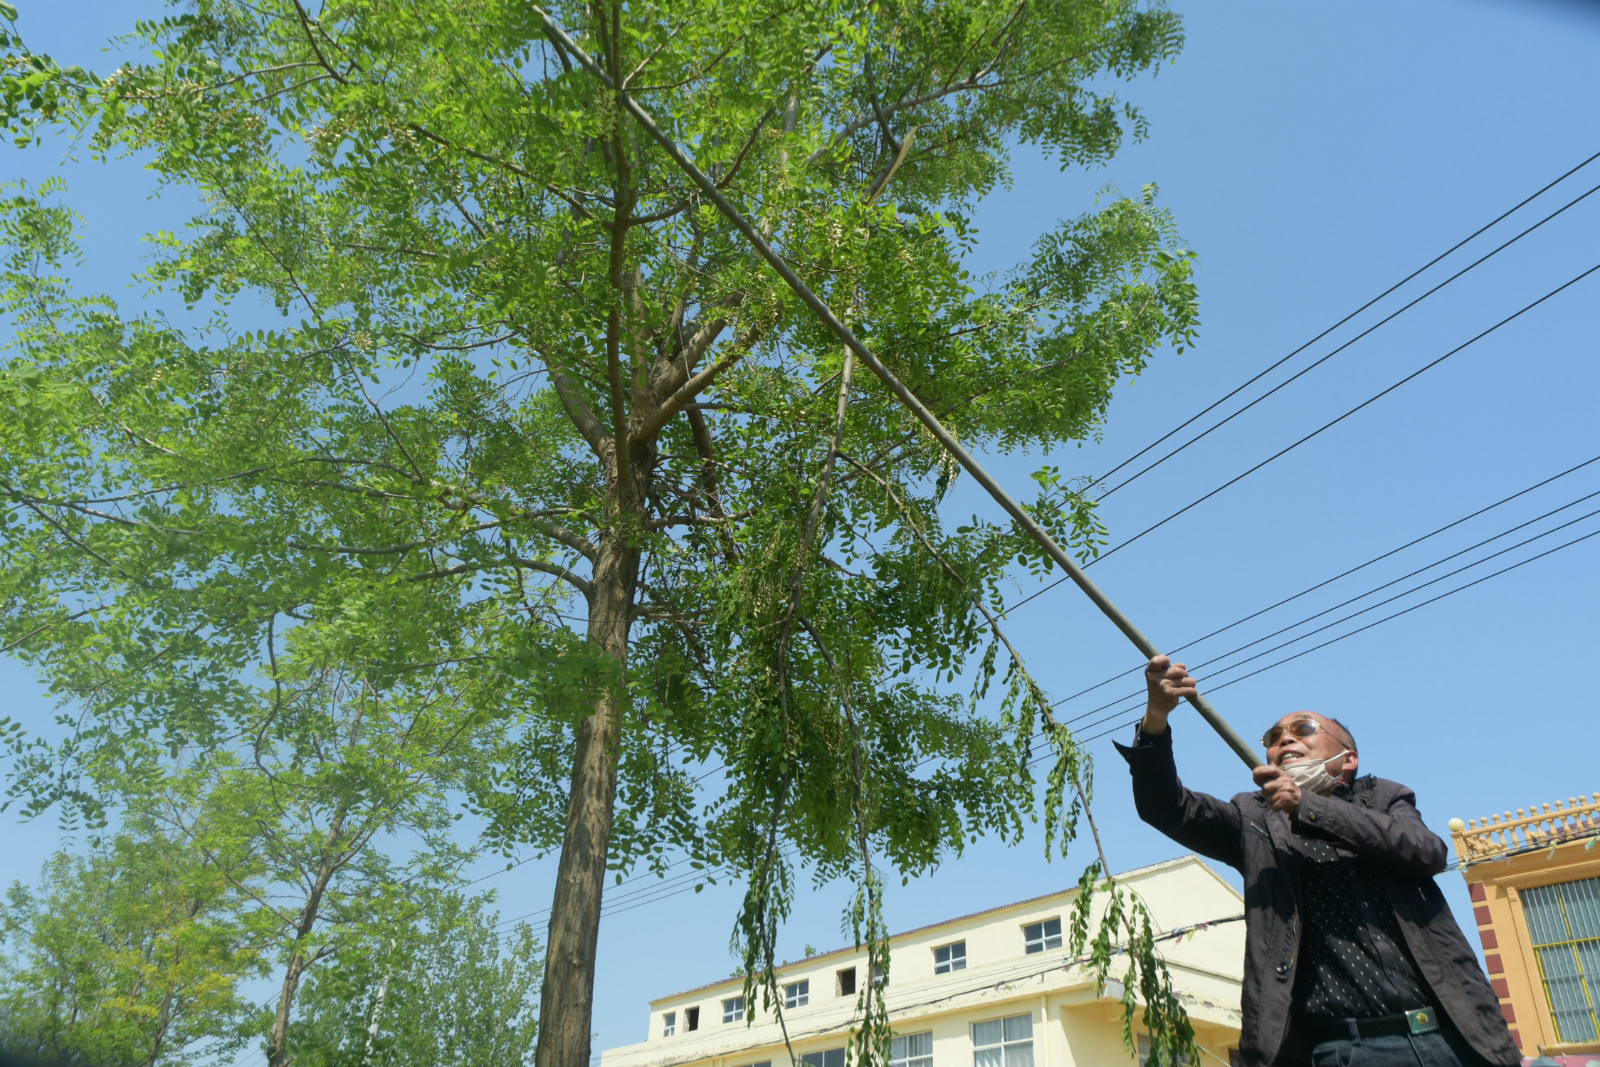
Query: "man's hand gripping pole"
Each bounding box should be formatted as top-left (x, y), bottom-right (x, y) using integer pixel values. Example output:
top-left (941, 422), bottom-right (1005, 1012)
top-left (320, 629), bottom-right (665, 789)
top-left (534, 10), bottom-right (1263, 770)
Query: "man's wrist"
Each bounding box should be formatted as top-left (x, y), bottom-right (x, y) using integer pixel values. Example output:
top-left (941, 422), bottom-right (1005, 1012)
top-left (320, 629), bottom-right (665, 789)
top-left (1139, 707), bottom-right (1171, 735)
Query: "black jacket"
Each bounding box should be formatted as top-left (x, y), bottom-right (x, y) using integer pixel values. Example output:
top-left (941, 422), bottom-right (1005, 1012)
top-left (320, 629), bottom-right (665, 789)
top-left (1116, 727), bottom-right (1519, 1067)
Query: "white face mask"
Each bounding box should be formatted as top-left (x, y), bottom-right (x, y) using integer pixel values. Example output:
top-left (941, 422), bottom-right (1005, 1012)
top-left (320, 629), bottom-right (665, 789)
top-left (1281, 750), bottom-right (1351, 796)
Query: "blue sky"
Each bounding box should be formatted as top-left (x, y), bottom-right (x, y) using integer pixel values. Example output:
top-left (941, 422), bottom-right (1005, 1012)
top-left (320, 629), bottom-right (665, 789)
top-left (3, 0), bottom-right (1599, 1060)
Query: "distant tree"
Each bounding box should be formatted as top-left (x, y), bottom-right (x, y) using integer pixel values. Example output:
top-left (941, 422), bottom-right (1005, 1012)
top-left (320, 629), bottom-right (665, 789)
top-left (0, 0), bottom-right (1199, 1064)
top-left (0, 819), bottom-right (262, 1067)
top-left (288, 891), bottom-right (541, 1067)
top-left (2, 665), bottom-right (497, 1066)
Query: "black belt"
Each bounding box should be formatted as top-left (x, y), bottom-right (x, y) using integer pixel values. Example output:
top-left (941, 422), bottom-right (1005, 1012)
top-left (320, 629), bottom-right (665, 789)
top-left (1305, 1006), bottom-right (1441, 1043)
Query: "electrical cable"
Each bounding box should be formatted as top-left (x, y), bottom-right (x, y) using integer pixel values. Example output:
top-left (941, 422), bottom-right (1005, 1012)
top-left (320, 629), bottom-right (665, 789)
top-left (1005, 257), bottom-right (1600, 614)
top-left (1070, 519), bottom-right (1600, 750)
top-left (1199, 522), bottom-right (1600, 696)
top-left (1172, 501), bottom-right (1600, 681)
top-left (1095, 178), bottom-right (1600, 503)
top-left (469, 760), bottom-right (731, 908)
top-left (1045, 453), bottom-right (1600, 709)
top-left (1083, 147), bottom-right (1600, 496)
top-left (1051, 484), bottom-right (1600, 729)
top-left (1049, 515), bottom-right (1600, 751)
top-left (495, 853), bottom-right (739, 928)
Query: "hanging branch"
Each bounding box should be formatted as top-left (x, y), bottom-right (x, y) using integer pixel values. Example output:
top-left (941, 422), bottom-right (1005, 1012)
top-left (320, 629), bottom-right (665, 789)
top-left (737, 345), bottom-right (860, 1061)
top-left (837, 453), bottom-right (1197, 1065)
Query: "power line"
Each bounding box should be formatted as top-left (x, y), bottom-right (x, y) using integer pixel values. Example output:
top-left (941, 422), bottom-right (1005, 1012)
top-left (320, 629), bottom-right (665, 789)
top-left (496, 855), bottom-right (737, 929)
top-left (466, 762), bottom-right (731, 907)
top-left (1084, 147), bottom-right (1600, 496)
top-left (1070, 521), bottom-right (1600, 749)
top-left (1094, 177), bottom-right (1600, 503)
top-left (1197, 503), bottom-right (1600, 683)
top-left (1045, 454), bottom-right (1600, 710)
top-left (1057, 503), bottom-right (1600, 743)
top-left (1051, 482), bottom-right (1600, 728)
top-left (1200, 522), bottom-right (1600, 696)
top-left (1006, 257), bottom-right (1600, 614)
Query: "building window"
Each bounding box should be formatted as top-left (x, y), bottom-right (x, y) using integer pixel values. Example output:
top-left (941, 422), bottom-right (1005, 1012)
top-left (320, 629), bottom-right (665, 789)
top-left (837, 967), bottom-right (856, 996)
top-left (1137, 1035), bottom-right (1193, 1066)
top-left (685, 1006), bottom-right (700, 1031)
top-left (662, 1011), bottom-right (676, 1037)
top-left (934, 940), bottom-right (967, 974)
top-left (1523, 875), bottom-right (1600, 1042)
top-left (802, 1049), bottom-right (845, 1067)
top-left (1022, 917), bottom-right (1062, 954)
top-left (972, 1013), bottom-right (1033, 1067)
top-left (722, 995), bottom-right (746, 1023)
top-left (891, 1031), bottom-right (933, 1067)
top-left (784, 979), bottom-right (810, 1008)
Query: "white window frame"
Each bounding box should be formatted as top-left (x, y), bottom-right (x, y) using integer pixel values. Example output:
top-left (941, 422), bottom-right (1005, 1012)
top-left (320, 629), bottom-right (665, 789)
top-left (662, 1010), bottom-right (676, 1037)
top-left (934, 940), bottom-right (967, 974)
top-left (972, 1012), bottom-right (1034, 1067)
top-left (890, 1031), bottom-right (933, 1067)
top-left (722, 995), bottom-right (745, 1023)
top-left (783, 978), bottom-right (810, 1008)
top-left (1021, 916), bottom-right (1062, 954)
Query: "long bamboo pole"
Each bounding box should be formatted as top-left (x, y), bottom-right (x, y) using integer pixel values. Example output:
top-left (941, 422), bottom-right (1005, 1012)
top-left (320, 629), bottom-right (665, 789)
top-left (535, 11), bottom-right (1262, 770)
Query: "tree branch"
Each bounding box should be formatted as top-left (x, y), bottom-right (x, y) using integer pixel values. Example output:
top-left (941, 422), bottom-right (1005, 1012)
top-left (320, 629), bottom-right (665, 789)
top-left (643, 509), bottom-right (753, 529)
top-left (405, 557), bottom-right (594, 600)
top-left (634, 316), bottom-right (773, 442)
top-left (546, 362), bottom-right (612, 458)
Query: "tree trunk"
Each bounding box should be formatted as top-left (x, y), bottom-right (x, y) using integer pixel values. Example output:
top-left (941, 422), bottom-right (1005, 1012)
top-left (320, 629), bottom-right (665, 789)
top-left (536, 462), bottom-right (643, 1067)
top-left (267, 803), bottom-right (349, 1067)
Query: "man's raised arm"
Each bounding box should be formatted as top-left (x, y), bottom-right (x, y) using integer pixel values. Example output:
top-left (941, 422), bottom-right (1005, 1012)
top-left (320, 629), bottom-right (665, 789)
top-left (1117, 656), bottom-right (1244, 871)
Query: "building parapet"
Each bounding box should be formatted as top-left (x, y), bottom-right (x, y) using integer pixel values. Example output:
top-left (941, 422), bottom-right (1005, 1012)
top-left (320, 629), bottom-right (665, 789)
top-left (1449, 793), bottom-right (1600, 865)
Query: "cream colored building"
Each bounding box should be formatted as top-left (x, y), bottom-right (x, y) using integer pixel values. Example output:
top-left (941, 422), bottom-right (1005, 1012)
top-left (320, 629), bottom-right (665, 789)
top-left (601, 855), bottom-right (1245, 1067)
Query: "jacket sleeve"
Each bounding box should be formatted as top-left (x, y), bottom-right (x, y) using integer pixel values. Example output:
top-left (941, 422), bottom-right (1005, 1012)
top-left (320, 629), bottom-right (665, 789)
top-left (1115, 726), bottom-right (1245, 871)
top-left (1295, 782), bottom-right (1447, 877)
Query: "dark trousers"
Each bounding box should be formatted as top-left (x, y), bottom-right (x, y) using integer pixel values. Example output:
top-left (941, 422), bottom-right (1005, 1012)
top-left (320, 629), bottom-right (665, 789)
top-left (1305, 1017), bottom-right (1514, 1067)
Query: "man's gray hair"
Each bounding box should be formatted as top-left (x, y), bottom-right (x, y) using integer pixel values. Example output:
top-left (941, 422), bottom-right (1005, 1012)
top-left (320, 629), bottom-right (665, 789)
top-left (1326, 716), bottom-right (1357, 753)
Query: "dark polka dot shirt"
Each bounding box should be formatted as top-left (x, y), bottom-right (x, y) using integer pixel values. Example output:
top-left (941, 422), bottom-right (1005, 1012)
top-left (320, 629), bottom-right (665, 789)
top-left (1291, 785), bottom-right (1432, 1021)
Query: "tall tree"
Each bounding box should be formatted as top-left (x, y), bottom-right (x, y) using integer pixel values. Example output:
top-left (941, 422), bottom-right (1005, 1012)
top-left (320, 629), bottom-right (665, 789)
top-left (0, 0), bottom-right (1198, 1063)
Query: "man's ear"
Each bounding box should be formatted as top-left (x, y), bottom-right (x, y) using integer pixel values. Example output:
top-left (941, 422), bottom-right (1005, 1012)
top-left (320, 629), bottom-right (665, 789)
top-left (1342, 750), bottom-right (1360, 782)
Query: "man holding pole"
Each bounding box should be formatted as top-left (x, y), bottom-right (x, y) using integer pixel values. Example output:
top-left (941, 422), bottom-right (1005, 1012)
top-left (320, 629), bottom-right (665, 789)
top-left (1118, 655), bottom-right (1520, 1067)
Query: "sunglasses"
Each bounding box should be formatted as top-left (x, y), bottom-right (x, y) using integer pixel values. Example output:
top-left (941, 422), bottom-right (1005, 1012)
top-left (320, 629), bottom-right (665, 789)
top-left (1261, 719), bottom-right (1322, 748)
